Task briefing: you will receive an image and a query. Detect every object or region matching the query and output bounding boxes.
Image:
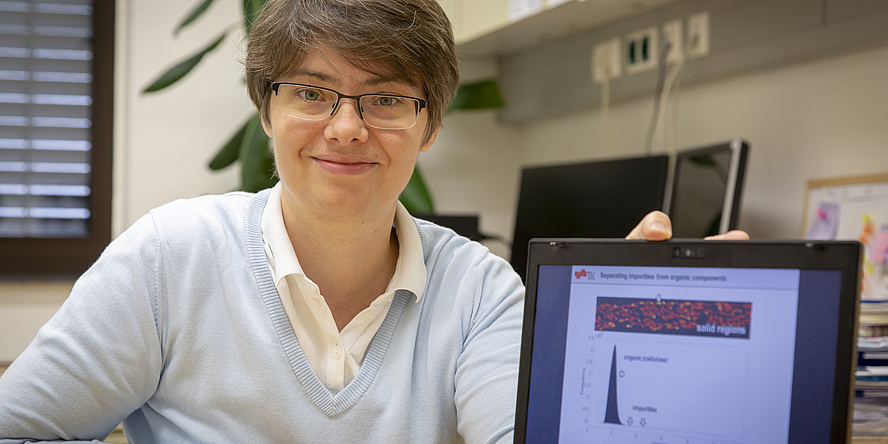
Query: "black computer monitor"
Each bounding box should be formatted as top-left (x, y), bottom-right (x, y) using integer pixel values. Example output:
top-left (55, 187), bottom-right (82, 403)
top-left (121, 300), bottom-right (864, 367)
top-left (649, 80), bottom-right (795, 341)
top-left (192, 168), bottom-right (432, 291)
top-left (510, 155), bottom-right (669, 281)
top-left (667, 139), bottom-right (749, 238)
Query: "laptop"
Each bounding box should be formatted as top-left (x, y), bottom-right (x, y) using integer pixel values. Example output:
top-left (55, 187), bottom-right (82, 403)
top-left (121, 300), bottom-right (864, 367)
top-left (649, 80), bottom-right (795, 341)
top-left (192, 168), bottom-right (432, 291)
top-left (514, 239), bottom-right (862, 444)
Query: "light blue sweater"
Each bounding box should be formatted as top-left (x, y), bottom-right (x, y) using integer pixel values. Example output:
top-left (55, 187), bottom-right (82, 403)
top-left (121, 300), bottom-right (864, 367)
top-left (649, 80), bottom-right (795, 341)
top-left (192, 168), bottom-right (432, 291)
top-left (0, 191), bottom-right (525, 443)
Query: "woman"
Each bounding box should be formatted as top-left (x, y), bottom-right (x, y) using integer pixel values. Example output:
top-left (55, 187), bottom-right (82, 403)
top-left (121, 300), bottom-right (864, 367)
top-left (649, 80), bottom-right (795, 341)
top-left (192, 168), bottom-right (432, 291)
top-left (0, 1), bottom-right (744, 442)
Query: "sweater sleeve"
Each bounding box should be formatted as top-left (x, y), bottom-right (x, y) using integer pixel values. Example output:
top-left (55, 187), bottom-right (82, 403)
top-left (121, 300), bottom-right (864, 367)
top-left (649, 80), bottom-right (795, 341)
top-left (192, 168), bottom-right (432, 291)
top-left (453, 253), bottom-right (525, 444)
top-left (0, 214), bottom-right (165, 442)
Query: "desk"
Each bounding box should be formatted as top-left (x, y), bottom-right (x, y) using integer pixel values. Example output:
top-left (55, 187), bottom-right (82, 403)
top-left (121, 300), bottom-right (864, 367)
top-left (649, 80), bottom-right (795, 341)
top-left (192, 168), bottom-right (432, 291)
top-left (105, 425), bottom-right (126, 443)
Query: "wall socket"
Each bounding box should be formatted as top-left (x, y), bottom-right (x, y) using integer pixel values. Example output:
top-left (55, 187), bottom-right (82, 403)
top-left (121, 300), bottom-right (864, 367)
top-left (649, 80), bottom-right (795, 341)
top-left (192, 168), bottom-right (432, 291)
top-left (593, 11), bottom-right (708, 83)
top-left (624, 27), bottom-right (658, 75)
top-left (592, 38), bottom-right (622, 82)
top-left (661, 19), bottom-right (684, 64)
top-left (686, 11), bottom-right (710, 58)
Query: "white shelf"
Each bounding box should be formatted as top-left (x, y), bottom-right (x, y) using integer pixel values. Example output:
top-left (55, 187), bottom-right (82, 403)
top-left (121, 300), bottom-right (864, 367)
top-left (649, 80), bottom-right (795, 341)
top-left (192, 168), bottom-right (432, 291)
top-left (455, 0), bottom-right (681, 58)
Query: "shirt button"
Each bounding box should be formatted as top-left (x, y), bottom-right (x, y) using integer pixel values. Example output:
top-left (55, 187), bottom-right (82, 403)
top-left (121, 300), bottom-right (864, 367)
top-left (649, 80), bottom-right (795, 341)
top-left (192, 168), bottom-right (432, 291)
top-left (331, 346), bottom-right (343, 360)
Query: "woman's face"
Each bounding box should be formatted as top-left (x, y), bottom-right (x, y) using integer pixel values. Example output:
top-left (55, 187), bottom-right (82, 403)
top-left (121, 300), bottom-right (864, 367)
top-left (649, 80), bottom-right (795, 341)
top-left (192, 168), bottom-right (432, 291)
top-left (263, 47), bottom-right (437, 220)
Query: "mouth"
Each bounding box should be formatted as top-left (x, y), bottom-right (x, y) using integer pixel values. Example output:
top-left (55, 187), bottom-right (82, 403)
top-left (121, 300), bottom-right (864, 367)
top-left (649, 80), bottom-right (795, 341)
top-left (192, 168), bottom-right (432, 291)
top-left (313, 155), bottom-right (377, 175)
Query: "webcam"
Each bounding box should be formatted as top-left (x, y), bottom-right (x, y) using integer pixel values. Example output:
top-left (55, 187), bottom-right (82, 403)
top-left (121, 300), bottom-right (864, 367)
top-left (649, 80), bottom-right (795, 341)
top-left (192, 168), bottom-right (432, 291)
top-left (673, 246), bottom-right (705, 259)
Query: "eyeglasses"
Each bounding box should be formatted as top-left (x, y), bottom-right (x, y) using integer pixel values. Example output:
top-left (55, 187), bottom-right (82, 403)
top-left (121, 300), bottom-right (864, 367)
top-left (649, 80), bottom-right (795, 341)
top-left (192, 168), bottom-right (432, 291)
top-left (270, 82), bottom-right (429, 130)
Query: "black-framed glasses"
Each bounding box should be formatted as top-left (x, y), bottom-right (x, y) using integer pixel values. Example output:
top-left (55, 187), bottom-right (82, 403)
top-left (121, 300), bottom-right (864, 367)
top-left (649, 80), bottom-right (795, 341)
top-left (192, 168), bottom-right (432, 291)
top-left (270, 82), bottom-right (429, 130)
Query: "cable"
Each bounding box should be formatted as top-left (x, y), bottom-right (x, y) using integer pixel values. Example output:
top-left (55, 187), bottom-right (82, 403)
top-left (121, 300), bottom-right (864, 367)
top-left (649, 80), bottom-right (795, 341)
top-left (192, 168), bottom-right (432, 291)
top-left (669, 73), bottom-right (682, 154)
top-left (644, 38), bottom-right (670, 156)
top-left (658, 54), bottom-right (686, 154)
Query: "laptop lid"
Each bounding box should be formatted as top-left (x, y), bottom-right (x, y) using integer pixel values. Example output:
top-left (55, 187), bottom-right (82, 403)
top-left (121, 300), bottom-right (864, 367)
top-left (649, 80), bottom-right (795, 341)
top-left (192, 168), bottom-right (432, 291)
top-left (515, 239), bottom-right (861, 444)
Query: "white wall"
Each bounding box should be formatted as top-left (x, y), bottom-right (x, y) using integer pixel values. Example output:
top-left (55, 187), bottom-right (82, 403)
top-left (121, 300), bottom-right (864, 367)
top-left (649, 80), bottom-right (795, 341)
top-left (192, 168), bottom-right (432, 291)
top-left (423, 56), bottom-right (523, 259)
top-left (0, 282), bottom-right (72, 362)
top-left (2, 0), bottom-right (888, 363)
top-left (118, 0), bottom-right (247, 226)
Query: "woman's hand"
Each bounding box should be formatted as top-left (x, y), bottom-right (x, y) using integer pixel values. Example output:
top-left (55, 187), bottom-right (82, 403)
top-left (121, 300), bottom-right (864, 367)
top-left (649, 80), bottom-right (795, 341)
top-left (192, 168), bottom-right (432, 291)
top-left (626, 211), bottom-right (749, 241)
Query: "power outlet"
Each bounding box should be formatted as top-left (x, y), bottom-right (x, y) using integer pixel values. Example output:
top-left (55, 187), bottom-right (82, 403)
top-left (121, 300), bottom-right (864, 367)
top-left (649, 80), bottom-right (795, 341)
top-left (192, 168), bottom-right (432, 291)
top-left (661, 20), bottom-right (683, 65)
top-left (686, 11), bottom-right (710, 59)
top-left (624, 27), bottom-right (658, 75)
top-left (592, 38), bottom-right (622, 83)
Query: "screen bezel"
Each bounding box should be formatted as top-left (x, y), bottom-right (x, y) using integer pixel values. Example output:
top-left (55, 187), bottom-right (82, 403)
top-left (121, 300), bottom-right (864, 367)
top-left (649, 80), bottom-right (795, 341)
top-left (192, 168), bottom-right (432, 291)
top-left (514, 239), bottom-right (860, 444)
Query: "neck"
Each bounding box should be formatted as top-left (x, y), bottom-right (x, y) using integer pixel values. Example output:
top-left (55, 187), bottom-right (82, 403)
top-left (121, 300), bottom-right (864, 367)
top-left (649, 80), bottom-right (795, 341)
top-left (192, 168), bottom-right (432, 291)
top-left (281, 195), bottom-right (400, 330)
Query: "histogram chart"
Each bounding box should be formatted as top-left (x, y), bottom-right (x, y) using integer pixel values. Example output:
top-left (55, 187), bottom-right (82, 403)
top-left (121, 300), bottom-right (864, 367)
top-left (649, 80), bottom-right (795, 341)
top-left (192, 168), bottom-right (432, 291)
top-left (559, 325), bottom-right (751, 444)
top-left (570, 337), bottom-right (750, 443)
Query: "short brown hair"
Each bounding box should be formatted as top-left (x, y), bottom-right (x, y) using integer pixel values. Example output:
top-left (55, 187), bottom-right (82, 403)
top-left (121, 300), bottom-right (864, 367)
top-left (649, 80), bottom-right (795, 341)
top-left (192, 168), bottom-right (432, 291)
top-left (245, 0), bottom-right (459, 145)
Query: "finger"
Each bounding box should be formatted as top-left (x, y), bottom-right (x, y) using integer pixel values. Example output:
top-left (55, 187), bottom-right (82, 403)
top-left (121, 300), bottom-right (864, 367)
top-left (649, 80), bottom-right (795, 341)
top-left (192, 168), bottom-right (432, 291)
top-left (626, 211), bottom-right (673, 241)
top-left (704, 230), bottom-right (750, 241)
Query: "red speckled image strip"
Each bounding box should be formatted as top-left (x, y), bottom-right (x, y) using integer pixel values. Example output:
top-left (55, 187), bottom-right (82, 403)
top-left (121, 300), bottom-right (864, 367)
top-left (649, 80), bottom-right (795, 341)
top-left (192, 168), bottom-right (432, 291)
top-left (594, 297), bottom-right (752, 339)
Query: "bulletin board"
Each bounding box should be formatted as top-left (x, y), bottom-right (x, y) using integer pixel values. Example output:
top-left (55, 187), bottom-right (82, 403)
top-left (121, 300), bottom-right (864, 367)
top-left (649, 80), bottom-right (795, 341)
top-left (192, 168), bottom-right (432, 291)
top-left (803, 174), bottom-right (888, 241)
top-left (803, 173), bottom-right (888, 301)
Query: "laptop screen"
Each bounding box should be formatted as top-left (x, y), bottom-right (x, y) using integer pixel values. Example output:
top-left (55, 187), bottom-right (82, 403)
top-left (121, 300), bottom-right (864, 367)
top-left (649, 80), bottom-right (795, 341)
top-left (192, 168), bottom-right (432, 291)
top-left (515, 240), bottom-right (860, 444)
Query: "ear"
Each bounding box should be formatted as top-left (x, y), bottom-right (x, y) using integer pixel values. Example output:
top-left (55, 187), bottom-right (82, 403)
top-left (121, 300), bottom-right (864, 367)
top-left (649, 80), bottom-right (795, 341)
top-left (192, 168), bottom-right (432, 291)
top-left (419, 127), bottom-right (439, 153)
top-left (261, 115), bottom-right (272, 138)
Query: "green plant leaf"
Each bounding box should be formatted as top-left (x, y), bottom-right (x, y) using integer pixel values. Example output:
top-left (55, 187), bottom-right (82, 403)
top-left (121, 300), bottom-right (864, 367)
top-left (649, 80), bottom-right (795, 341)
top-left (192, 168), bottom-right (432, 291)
top-left (447, 79), bottom-right (505, 112)
top-left (239, 113), bottom-right (277, 192)
top-left (243, 0), bottom-right (265, 35)
top-left (142, 31), bottom-right (227, 93)
top-left (174, 0), bottom-right (216, 36)
top-left (399, 166), bottom-right (434, 214)
top-left (208, 117), bottom-right (250, 170)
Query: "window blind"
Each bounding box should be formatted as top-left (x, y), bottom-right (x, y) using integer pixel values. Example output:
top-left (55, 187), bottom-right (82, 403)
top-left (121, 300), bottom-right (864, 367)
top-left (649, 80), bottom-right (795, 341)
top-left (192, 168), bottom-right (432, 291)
top-left (0, 0), bottom-right (95, 238)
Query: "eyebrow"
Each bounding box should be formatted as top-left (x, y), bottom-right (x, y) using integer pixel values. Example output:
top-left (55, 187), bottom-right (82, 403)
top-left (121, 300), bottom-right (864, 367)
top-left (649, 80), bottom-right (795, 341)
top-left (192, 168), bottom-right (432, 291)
top-left (288, 68), bottom-right (420, 90)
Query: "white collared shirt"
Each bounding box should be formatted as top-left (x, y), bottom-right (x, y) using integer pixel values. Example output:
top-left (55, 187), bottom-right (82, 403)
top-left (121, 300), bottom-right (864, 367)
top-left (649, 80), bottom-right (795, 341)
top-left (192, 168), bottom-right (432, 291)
top-left (260, 183), bottom-right (427, 392)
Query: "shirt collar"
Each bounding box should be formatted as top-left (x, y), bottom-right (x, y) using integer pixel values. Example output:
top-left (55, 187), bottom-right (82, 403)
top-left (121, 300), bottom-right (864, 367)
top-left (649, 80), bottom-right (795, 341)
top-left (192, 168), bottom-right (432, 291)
top-left (261, 183), bottom-right (304, 286)
top-left (390, 200), bottom-right (427, 302)
top-left (261, 182), bottom-right (427, 302)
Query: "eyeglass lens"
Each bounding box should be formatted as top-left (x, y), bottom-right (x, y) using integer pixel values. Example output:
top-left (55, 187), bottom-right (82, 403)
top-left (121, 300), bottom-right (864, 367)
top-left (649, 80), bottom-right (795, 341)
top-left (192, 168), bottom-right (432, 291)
top-left (274, 84), bottom-right (421, 130)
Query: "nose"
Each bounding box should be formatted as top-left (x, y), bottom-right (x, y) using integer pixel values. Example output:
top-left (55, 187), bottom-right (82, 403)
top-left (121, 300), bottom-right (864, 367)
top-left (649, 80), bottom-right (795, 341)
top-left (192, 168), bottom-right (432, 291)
top-left (325, 98), bottom-right (369, 144)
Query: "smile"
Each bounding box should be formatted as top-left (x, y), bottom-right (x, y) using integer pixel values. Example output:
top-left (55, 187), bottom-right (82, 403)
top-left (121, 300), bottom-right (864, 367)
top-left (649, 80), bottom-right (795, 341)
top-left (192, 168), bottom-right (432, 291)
top-left (313, 156), bottom-right (377, 175)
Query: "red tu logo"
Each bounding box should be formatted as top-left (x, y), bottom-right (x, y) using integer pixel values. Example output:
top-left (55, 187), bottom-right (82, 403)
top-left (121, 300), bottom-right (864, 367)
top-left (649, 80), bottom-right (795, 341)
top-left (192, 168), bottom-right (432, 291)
top-left (574, 269), bottom-right (594, 280)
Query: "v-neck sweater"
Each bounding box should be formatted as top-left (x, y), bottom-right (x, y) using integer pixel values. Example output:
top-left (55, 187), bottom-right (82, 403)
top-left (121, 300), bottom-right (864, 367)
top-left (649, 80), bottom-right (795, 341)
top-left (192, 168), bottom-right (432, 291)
top-left (260, 183), bottom-right (428, 393)
top-left (0, 190), bottom-right (525, 444)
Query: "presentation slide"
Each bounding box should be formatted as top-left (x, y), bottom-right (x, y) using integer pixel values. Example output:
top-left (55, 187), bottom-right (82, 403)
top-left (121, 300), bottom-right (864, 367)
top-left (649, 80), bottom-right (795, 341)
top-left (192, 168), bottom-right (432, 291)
top-left (558, 266), bottom-right (800, 444)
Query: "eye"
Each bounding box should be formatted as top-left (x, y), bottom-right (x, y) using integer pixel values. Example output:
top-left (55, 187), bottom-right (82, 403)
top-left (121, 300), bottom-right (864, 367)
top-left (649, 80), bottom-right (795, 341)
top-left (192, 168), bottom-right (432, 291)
top-left (297, 88), bottom-right (323, 102)
top-left (375, 96), bottom-right (401, 107)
